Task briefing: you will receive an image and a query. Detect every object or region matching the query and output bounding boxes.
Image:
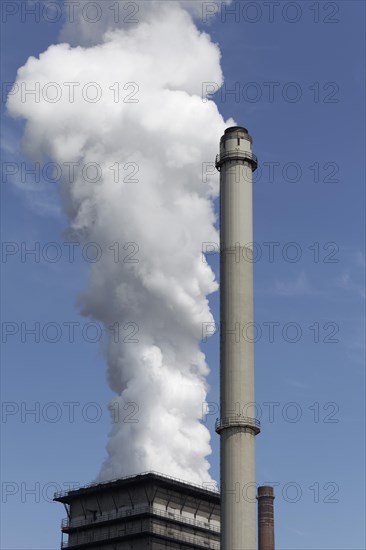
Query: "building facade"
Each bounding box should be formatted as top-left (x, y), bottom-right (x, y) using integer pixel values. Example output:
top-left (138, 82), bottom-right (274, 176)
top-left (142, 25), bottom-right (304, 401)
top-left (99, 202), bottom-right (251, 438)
top-left (54, 472), bottom-right (220, 549)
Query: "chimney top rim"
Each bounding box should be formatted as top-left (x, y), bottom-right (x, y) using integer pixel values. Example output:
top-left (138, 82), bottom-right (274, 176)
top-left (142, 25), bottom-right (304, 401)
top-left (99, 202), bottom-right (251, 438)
top-left (257, 486), bottom-right (275, 498)
top-left (224, 126), bottom-right (249, 135)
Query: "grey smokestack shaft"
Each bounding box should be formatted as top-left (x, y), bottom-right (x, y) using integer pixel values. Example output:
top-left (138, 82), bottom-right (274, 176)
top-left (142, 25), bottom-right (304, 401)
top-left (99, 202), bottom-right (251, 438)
top-left (215, 127), bottom-right (260, 550)
top-left (258, 486), bottom-right (275, 550)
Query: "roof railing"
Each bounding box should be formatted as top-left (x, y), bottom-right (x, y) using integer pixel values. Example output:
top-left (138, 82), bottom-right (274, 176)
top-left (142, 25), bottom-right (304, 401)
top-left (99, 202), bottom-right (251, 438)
top-left (61, 522), bottom-right (220, 549)
top-left (215, 150), bottom-right (258, 171)
top-left (61, 504), bottom-right (220, 532)
top-left (215, 416), bottom-right (261, 435)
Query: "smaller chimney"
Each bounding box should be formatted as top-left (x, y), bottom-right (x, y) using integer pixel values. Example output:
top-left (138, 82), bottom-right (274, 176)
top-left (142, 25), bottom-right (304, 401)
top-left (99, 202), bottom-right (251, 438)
top-left (257, 485), bottom-right (275, 550)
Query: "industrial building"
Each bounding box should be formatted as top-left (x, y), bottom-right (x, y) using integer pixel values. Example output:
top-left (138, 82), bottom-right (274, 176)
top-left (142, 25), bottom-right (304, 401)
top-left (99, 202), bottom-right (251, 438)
top-left (54, 471), bottom-right (221, 549)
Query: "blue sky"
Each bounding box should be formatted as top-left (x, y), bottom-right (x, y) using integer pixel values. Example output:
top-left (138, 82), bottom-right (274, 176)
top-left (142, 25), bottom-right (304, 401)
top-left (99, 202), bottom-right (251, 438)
top-left (1, 1), bottom-right (365, 549)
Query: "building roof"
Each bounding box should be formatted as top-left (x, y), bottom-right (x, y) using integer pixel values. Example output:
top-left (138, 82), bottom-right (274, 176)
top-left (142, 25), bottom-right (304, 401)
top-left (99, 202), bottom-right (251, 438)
top-left (53, 471), bottom-right (220, 504)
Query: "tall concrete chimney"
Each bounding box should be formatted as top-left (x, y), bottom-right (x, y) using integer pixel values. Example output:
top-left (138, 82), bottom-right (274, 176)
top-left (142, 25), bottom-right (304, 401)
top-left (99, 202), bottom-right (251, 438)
top-left (257, 486), bottom-right (275, 550)
top-left (215, 126), bottom-right (260, 550)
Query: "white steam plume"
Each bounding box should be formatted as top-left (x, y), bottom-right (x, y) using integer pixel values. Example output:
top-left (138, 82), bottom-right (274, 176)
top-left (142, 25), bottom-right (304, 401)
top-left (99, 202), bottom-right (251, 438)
top-left (59, 0), bottom-right (231, 46)
top-left (8, 1), bottom-right (233, 484)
